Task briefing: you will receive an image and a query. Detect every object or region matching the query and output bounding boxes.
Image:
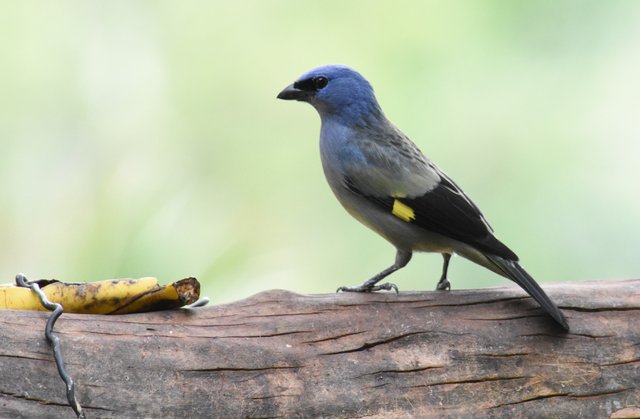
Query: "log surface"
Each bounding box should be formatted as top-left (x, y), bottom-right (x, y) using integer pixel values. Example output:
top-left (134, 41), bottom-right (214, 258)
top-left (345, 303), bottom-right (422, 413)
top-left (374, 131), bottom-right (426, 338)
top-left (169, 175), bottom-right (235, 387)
top-left (1, 279), bottom-right (639, 418)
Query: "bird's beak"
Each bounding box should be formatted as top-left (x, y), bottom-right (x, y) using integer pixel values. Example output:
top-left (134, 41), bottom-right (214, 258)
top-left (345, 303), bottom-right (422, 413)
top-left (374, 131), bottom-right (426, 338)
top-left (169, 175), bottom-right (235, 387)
top-left (277, 83), bottom-right (308, 101)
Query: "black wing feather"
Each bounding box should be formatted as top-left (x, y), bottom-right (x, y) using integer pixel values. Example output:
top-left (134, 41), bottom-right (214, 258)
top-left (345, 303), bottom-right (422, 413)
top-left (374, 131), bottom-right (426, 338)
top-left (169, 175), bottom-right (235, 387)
top-left (345, 173), bottom-right (519, 261)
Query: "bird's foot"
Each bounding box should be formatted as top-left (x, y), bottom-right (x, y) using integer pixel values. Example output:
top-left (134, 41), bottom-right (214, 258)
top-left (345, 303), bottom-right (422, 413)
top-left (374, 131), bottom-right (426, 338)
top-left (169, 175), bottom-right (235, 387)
top-left (435, 278), bottom-right (450, 291)
top-left (337, 282), bottom-right (399, 294)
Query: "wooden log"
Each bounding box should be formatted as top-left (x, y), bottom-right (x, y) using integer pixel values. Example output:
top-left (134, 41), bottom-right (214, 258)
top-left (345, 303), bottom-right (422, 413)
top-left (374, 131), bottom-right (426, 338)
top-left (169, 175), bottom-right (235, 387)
top-left (1, 279), bottom-right (639, 418)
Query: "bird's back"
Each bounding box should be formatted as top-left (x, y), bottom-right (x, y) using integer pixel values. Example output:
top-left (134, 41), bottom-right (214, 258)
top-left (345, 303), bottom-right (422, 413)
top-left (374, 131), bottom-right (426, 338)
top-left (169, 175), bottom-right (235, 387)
top-left (320, 117), bottom-right (439, 199)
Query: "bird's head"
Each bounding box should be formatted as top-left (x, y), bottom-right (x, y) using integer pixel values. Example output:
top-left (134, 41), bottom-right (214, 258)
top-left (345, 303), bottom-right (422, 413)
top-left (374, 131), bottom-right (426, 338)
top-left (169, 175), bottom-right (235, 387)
top-left (277, 64), bottom-right (382, 124)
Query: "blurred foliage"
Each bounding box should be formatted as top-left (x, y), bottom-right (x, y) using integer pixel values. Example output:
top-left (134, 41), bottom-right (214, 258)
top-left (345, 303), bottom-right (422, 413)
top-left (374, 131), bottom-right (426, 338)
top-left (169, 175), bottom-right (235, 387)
top-left (1, 1), bottom-right (639, 303)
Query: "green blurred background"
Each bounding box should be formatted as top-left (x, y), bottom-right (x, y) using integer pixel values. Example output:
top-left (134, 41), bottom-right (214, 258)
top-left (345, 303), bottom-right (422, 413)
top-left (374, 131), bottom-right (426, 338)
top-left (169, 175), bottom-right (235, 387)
top-left (1, 1), bottom-right (639, 303)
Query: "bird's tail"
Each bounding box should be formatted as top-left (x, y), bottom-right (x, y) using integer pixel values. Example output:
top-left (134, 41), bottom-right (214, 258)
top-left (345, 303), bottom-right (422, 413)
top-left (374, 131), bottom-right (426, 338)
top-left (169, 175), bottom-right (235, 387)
top-left (485, 255), bottom-right (569, 331)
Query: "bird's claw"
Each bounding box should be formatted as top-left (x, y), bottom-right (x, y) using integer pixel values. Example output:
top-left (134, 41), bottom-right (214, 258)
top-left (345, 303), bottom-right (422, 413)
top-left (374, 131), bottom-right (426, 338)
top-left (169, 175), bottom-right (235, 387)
top-left (337, 282), bottom-right (399, 294)
top-left (435, 279), bottom-right (450, 291)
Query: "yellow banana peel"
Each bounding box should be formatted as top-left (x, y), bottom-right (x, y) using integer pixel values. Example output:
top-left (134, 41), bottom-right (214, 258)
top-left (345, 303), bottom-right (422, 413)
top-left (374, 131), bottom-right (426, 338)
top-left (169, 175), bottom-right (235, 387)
top-left (0, 277), bottom-right (200, 314)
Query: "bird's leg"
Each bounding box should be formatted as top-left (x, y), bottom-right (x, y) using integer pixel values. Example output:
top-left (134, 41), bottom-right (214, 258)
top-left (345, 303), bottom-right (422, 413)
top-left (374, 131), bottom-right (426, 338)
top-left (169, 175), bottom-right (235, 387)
top-left (337, 250), bottom-right (412, 293)
top-left (435, 253), bottom-right (452, 291)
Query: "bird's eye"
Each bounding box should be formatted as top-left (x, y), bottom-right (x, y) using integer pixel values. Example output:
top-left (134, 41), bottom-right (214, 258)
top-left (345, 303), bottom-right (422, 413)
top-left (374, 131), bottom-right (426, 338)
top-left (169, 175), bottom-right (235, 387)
top-left (313, 76), bottom-right (328, 90)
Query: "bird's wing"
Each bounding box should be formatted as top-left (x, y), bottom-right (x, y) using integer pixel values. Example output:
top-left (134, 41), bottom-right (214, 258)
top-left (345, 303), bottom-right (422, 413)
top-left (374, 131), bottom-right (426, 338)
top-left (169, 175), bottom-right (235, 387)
top-left (342, 126), bottom-right (441, 198)
top-left (342, 130), bottom-right (518, 260)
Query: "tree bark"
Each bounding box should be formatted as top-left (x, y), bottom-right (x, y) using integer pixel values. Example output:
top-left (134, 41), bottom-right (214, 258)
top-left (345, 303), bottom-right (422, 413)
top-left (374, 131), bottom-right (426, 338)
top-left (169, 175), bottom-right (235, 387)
top-left (1, 279), bottom-right (639, 418)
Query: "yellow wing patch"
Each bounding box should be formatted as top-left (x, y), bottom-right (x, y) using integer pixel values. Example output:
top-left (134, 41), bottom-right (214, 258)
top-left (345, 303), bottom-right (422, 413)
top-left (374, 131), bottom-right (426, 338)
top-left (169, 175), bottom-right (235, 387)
top-left (392, 199), bottom-right (415, 223)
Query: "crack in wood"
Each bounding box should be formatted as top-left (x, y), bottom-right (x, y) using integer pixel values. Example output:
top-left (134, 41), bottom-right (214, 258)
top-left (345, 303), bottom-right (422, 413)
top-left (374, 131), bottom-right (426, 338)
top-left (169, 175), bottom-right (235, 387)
top-left (320, 332), bottom-right (426, 355)
top-left (409, 296), bottom-right (530, 310)
top-left (368, 298), bottom-right (434, 304)
top-left (67, 317), bottom-right (192, 325)
top-left (216, 330), bottom-right (312, 339)
top-left (518, 333), bottom-right (572, 339)
top-left (570, 388), bottom-right (630, 400)
top-left (137, 330), bottom-right (310, 340)
top-left (466, 313), bottom-right (546, 322)
top-left (334, 303), bottom-right (378, 308)
top-left (600, 358), bottom-right (640, 367)
top-left (244, 311), bottom-right (328, 318)
top-left (187, 322), bottom-right (249, 328)
top-left (71, 330), bottom-right (134, 337)
top-left (355, 365), bottom-right (445, 378)
top-left (562, 306), bottom-right (640, 312)
top-left (250, 394), bottom-right (300, 400)
top-left (302, 331), bottom-right (366, 344)
top-left (406, 375), bottom-right (532, 389)
top-left (568, 332), bottom-right (616, 339)
top-left (0, 353), bottom-right (53, 362)
top-left (0, 391), bottom-right (114, 412)
top-left (473, 352), bottom-right (530, 358)
top-left (181, 365), bottom-right (303, 373)
top-left (488, 392), bottom-right (572, 408)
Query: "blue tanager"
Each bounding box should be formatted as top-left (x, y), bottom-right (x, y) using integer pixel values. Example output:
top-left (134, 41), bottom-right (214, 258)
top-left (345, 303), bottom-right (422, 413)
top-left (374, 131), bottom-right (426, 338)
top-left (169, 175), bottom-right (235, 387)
top-left (278, 64), bottom-right (568, 331)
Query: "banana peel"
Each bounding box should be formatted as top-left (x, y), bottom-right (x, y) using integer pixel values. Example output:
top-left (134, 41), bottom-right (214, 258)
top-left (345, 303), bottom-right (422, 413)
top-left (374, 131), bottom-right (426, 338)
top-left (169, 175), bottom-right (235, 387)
top-left (0, 277), bottom-right (201, 314)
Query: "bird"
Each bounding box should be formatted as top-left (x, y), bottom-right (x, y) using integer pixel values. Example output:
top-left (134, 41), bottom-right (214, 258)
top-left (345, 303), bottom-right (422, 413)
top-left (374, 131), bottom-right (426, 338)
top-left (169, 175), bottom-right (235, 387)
top-left (277, 64), bottom-right (568, 331)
